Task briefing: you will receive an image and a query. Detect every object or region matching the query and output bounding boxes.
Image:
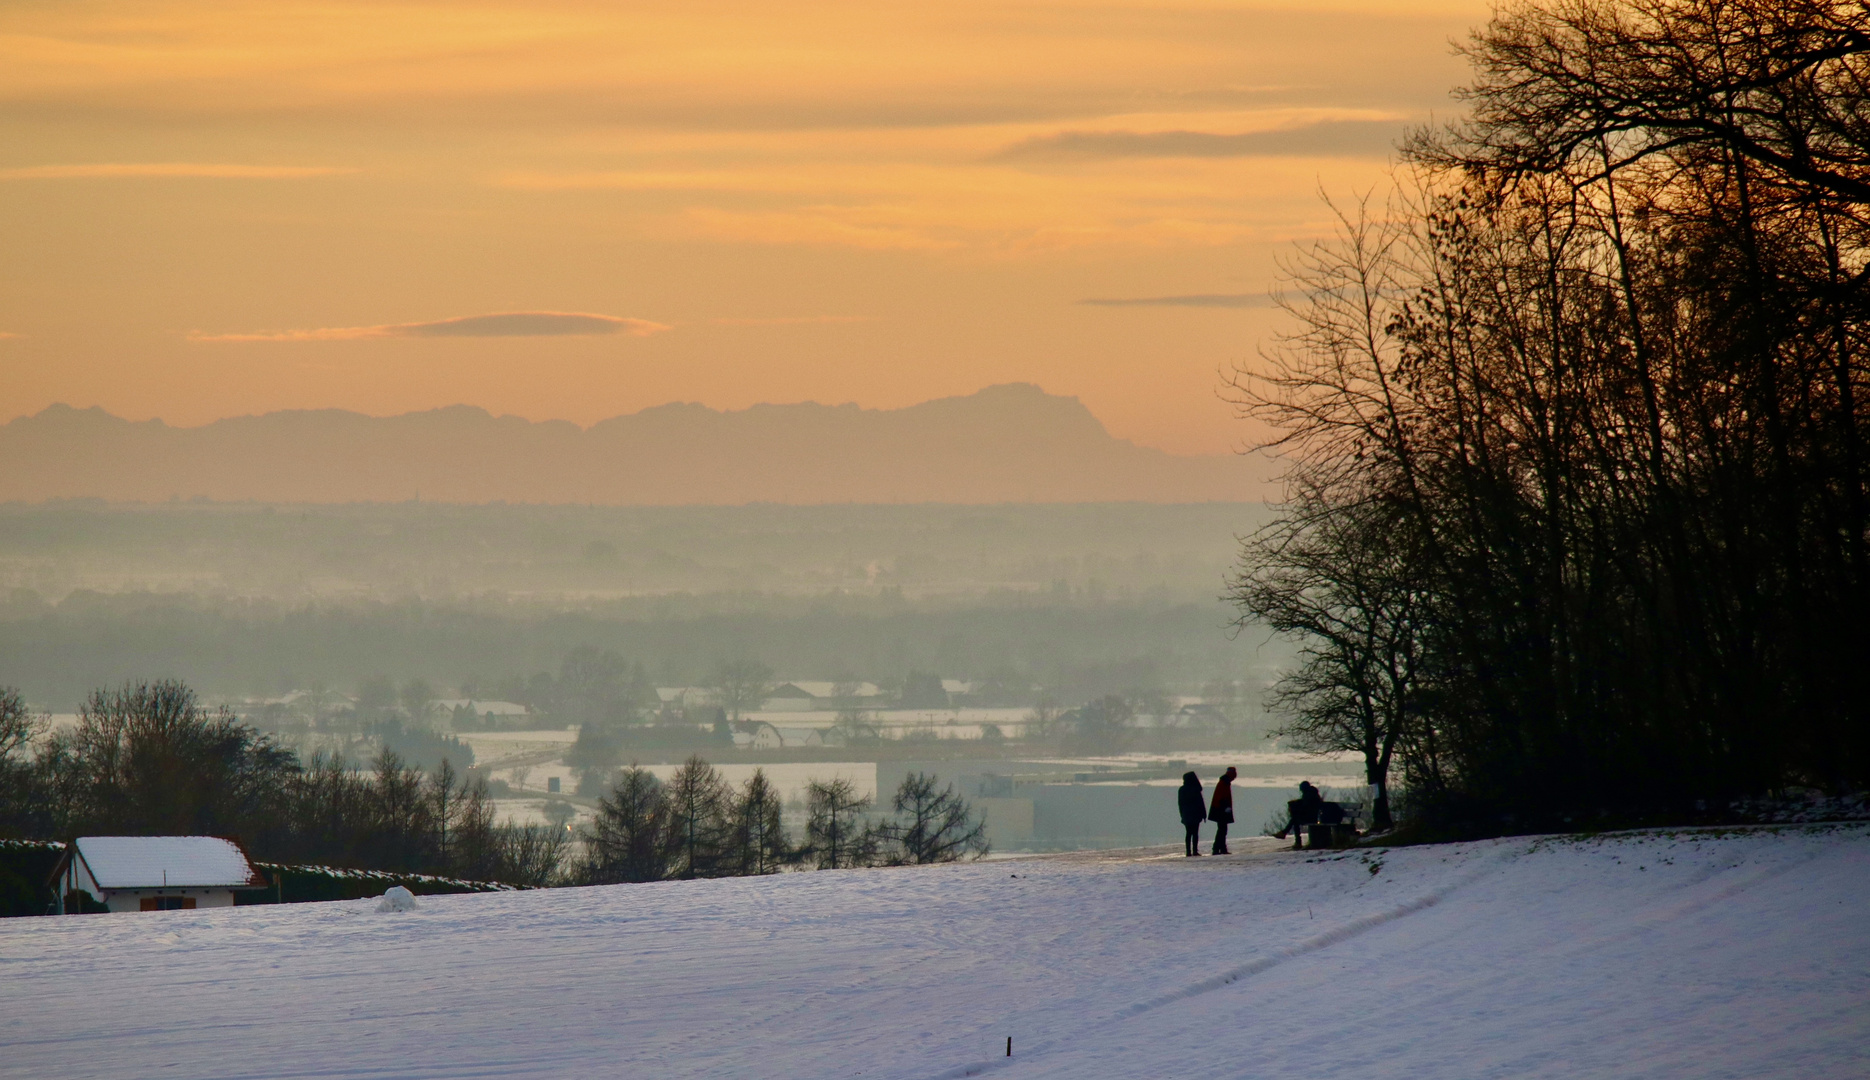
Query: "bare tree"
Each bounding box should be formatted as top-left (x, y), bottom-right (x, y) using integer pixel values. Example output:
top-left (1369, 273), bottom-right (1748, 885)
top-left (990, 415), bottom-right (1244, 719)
top-left (52, 680), bottom-right (297, 838)
top-left (399, 679), bottom-right (439, 728)
top-left (1020, 697), bottom-right (1062, 743)
top-left (828, 708), bottom-right (881, 746)
top-left (1063, 695), bottom-right (1137, 755)
top-left (0, 687), bottom-right (49, 838)
top-left (1232, 0), bottom-right (1870, 826)
top-left (877, 772), bottom-right (988, 864)
top-left (805, 778), bottom-right (875, 869)
top-left (708, 659), bottom-right (775, 723)
top-left (1231, 488), bottom-right (1425, 830)
top-left (0, 687), bottom-right (41, 766)
top-left (495, 822), bottom-right (569, 887)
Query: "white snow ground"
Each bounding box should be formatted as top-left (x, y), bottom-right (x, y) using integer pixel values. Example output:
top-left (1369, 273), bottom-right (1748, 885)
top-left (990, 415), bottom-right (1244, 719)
top-left (3, 824), bottom-right (1865, 1079)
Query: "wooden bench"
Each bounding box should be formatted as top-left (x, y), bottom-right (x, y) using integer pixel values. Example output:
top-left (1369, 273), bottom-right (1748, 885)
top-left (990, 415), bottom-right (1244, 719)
top-left (1284, 800), bottom-right (1363, 849)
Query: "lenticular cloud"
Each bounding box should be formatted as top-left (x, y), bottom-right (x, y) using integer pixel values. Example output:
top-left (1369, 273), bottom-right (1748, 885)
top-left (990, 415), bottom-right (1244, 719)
top-left (189, 311), bottom-right (670, 342)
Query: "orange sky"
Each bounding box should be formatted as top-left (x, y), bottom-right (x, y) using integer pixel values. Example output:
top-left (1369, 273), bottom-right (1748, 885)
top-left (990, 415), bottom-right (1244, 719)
top-left (0, 0), bottom-right (1483, 456)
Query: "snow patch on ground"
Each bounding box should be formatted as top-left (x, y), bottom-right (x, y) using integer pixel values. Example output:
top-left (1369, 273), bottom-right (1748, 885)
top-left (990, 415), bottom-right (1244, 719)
top-left (2, 825), bottom-right (1865, 1079)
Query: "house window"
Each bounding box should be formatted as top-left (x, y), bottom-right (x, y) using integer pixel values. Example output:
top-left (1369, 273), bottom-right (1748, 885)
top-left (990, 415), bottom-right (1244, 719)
top-left (140, 896), bottom-right (196, 911)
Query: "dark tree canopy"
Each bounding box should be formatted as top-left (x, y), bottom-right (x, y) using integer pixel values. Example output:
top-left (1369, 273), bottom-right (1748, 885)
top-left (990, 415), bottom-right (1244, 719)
top-left (1235, 0), bottom-right (1870, 831)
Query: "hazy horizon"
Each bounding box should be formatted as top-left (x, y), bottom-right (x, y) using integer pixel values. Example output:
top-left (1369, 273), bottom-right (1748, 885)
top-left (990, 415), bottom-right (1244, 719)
top-left (10, 381), bottom-right (1239, 450)
top-left (0, 383), bottom-right (1277, 504)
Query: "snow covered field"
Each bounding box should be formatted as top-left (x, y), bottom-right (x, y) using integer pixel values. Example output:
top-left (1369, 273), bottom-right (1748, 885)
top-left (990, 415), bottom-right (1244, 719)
top-left (3, 825), bottom-right (1865, 1079)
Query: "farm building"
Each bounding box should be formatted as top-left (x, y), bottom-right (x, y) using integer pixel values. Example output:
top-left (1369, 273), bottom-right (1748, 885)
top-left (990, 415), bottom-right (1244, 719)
top-left (732, 721), bottom-right (785, 750)
top-left (52, 836), bottom-right (268, 913)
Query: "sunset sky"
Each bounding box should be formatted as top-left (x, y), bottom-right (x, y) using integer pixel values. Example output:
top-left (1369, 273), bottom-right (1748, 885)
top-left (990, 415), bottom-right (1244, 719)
top-left (0, 0), bottom-right (1482, 456)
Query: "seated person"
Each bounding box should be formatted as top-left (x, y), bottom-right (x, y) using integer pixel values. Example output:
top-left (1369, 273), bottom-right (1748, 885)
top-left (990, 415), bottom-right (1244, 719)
top-left (1277, 781), bottom-right (1326, 848)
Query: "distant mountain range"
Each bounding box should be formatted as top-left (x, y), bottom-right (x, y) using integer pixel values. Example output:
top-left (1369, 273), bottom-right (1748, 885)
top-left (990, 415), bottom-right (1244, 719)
top-left (0, 384), bottom-right (1267, 504)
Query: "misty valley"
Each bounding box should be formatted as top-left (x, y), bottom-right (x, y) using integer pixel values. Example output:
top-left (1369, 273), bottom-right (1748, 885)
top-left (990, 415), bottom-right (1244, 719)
top-left (0, 500), bottom-right (1329, 880)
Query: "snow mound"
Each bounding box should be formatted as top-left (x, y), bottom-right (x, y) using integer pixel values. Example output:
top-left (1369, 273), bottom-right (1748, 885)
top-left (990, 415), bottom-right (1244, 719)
top-left (374, 885), bottom-right (419, 913)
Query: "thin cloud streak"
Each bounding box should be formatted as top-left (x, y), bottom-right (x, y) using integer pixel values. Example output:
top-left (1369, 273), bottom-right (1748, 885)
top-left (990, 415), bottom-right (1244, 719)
top-left (0, 163), bottom-right (355, 180)
top-left (711, 315), bottom-right (875, 326)
top-left (1078, 294), bottom-right (1272, 309)
top-left (999, 119), bottom-right (1403, 161)
top-left (189, 311), bottom-right (671, 342)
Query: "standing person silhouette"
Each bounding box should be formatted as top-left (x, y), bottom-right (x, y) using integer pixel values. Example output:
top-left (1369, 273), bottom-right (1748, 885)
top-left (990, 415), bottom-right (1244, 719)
top-left (1208, 765), bottom-right (1237, 855)
top-left (1177, 771), bottom-right (1206, 856)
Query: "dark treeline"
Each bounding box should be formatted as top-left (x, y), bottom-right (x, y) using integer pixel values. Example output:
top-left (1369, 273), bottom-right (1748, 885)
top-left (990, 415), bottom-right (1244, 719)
top-left (0, 681), bottom-right (564, 887)
top-left (1234, 0), bottom-right (1870, 831)
top-left (581, 762), bottom-right (987, 883)
top-left (0, 681), bottom-right (989, 895)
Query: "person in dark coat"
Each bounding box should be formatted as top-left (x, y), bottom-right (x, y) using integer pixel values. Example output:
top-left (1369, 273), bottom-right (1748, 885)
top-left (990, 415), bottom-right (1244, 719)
top-left (1177, 771), bottom-right (1206, 856)
top-left (1208, 766), bottom-right (1237, 855)
top-left (1278, 780), bottom-right (1327, 849)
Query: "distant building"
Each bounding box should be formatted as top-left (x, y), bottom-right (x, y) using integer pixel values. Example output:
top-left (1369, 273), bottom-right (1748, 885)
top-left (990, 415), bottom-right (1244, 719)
top-left (763, 684), bottom-right (820, 712)
top-left (732, 721), bottom-right (785, 750)
top-left (1174, 703), bottom-right (1229, 729)
top-left (771, 726), bottom-right (827, 748)
top-left (653, 687), bottom-right (714, 722)
top-left (439, 699), bottom-right (532, 730)
top-left (940, 679), bottom-right (976, 697)
top-left (769, 681), bottom-right (886, 710)
top-left (51, 836), bottom-right (268, 914)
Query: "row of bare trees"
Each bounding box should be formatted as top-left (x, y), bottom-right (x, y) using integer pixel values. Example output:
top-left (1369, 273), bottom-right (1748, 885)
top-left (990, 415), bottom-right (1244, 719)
top-left (0, 681), bottom-right (564, 886)
top-left (579, 759), bottom-right (988, 883)
top-left (1233, 0), bottom-right (1870, 831)
top-left (2, 680), bottom-right (989, 888)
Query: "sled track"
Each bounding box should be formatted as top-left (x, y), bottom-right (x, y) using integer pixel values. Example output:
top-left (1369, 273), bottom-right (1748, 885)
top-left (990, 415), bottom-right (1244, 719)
top-left (929, 851), bottom-right (1508, 1079)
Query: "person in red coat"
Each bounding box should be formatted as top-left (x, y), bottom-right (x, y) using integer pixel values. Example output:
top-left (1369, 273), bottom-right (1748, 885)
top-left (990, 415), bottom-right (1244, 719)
top-left (1208, 765), bottom-right (1237, 855)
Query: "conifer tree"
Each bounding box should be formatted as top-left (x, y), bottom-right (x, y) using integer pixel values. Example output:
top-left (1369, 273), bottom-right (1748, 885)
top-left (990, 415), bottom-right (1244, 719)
top-left (585, 765), bottom-right (671, 883)
top-left (728, 768), bottom-right (793, 875)
top-left (664, 755), bottom-right (731, 879)
top-left (805, 778), bottom-right (874, 869)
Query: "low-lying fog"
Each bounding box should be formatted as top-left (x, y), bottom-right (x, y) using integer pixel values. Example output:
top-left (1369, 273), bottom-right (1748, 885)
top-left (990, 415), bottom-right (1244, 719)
top-left (2, 500), bottom-right (1317, 850)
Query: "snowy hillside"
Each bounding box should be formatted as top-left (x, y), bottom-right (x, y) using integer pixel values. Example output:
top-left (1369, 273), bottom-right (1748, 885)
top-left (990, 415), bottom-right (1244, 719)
top-left (3, 825), bottom-right (1865, 1079)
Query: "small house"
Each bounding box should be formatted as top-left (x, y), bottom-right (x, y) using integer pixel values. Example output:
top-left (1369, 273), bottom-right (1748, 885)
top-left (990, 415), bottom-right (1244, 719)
top-left (762, 683), bottom-right (820, 712)
top-left (732, 720), bottom-right (785, 750)
top-left (767, 681), bottom-right (885, 710)
top-left (52, 836), bottom-right (268, 914)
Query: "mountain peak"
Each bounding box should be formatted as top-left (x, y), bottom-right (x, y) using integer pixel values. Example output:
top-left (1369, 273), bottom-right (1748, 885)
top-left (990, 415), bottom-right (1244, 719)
top-left (1, 386), bottom-right (1264, 504)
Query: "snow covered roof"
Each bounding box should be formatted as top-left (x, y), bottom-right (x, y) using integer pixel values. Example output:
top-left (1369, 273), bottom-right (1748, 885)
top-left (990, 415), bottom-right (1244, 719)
top-left (774, 681), bottom-right (882, 699)
top-left (438, 699), bottom-right (531, 715)
top-left (75, 836), bottom-right (263, 889)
